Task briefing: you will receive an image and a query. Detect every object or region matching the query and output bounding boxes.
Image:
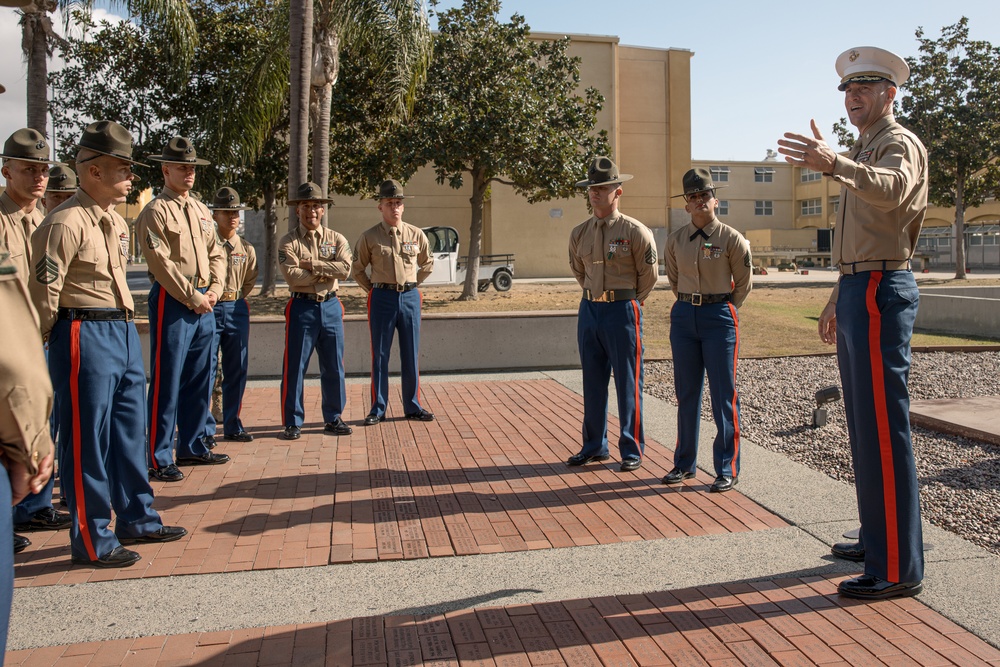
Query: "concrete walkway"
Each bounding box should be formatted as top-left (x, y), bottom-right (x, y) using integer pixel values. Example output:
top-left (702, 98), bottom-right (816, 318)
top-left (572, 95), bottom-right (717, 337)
top-left (7, 371), bottom-right (1000, 665)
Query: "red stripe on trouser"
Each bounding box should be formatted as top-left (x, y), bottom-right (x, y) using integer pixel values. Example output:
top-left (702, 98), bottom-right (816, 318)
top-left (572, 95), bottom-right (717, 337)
top-left (69, 322), bottom-right (97, 561)
top-left (630, 300), bottom-right (642, 450)
top-left (281, 298), bottom-right (292, 424)
top-left (866, 271), bottom-right (900, 582)
top-left (728, 302), bottom-right (741, 475)
top-left (367, 290), bottom-right (376, 407)
top-left (148, 288), bottom-right (167, 469)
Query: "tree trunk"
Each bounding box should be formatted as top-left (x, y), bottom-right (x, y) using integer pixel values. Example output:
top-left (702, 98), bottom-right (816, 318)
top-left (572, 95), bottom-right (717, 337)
top-left (287, 0), bottom-right (313, 230)
top-left (954, 177), bottom-right (967, 279)
top-left (311, 82), bottom-right (332, 196)
top-left (25, 10), bottom-right (49, 135)
top-left (310, 28), bottom-right (338, 196)
top-left (459, 169), bottom-right (487, 301)
top-left (260, 180), bottom-right (279, 296)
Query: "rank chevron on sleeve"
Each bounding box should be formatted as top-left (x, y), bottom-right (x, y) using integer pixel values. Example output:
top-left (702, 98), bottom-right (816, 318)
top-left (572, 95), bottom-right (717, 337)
top-left (35, 253), bottom-right (59, 285)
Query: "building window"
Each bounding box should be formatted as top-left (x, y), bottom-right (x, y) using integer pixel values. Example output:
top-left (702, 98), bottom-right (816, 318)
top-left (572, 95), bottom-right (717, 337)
top-left (800, 198), bottom-right (822, 216)
top-left (754, 200), bottom-right (773, 216)
top-left (717, 200), bottom-right (729, 216)
top-left (970, 235), bottom-right (982, 246)
top-left (829, 195), bottom-right (840, 213)
top-left (710, 166), bottom-right (729, 182)
top-left (800, 168), bottom-right (822, 182)
top-left (754, 167), bottom-right (775, 183)
top-left (938, 237), bottom-right (950, 247)
top-left (985, 234), bottom-right (998, 246)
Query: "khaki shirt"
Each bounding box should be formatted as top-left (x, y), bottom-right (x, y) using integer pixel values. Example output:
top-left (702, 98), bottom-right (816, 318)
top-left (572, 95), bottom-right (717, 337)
top-left (279, 224), bottom-right (351, 296)
top-left (136, 186), bottom-right (226, 309)
top-left (666, 218), bottom-right (753, 309)
top-left (352, 221), bottom-right (433, 292)
top-left (828, 114), bottom-right (928, 303)
top-left (0, 191), bottom-right (43, 285)
top-left (217, 233), bottom-right (258, 299)
top-left (568, 211), bottom-right (658, 302)
top-left (0, 252), bottom-right (54, 475)
top-left (29, 190), bottom-right (135, 336)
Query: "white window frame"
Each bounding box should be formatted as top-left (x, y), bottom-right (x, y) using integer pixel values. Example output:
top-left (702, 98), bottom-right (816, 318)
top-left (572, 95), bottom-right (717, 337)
top-left (710, 166), bottom-right (730, 183)
top-left (754, 167), bottom-right (775, 183)
top-left (800, 168), bottom-right (822, 182)
top-left (754, 200), bottom-right (773, 216)
top-left (800, 198), bottom-right (822, 216)
top-left (717, 200), bottom-right (729, 216)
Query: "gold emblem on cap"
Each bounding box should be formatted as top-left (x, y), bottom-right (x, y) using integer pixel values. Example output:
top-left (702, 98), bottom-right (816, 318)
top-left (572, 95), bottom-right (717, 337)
top-left (849, 50), bottom-right (860, 62)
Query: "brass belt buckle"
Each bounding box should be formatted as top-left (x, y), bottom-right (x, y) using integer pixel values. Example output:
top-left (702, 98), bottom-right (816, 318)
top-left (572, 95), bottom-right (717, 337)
top-left (593, 290), bottom-right (607, 303)
top-left (691, 292), bottom-right (703, 306)
top-left (397, 283), bottom-right (405, 292)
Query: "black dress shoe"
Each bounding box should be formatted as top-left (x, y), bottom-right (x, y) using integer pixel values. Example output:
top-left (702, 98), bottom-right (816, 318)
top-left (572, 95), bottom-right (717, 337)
top-left (177, 452), bottom-right (230, 466)
top-left (566, 453), bottom-right (610, 466)
top-left (71, 545), bottom-right (141, 569)
top-left (661, 468), bottom-right (695, 485)
top-left (364, 413), bottom-right (384, 426)
top-left (149, 464), bottom-right (185, 482)
top-left (224, 430), bottom-right (254, 442)
top-left (283, 425), bottom-right (301, 440)
top-left (405, 409), bottom-right (435, 422)
top-left (710, 475), bottom-right (737, 493)
top-left (620, 456), bottom-right (642, 472)
top-left (831, 541), bottom-right (865, 562)
top-left (14, 506), bottom-right (72, 532)
top-left (325, 419), bottom-right (353, 435)
top-left (202, 434), bottom-right (217, 450)
top-left (119, 526), bottom-right (188, 545)
top-left (838, 575), bottom-right (923, 600)
top-left (13, 534), bottom-right (31, 554)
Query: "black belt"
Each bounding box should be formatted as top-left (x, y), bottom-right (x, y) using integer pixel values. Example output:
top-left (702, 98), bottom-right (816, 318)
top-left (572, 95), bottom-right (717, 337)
top-left (582, 288), bottom-right (637, 302)
top-left (839, 260), bottom-right (911, 276)
top-left (291, 291), bottom-right (336, 302)
top-left (678, 292), bottom-right (731, 306)
top-left (372, 282), bottom-right (417, 292)
top-left (58, 307), bottom-right (134, 321)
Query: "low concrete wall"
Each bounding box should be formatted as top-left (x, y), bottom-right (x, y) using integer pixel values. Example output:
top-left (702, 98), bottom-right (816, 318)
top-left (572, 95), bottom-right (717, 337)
top-left (915, 286), bottom-right (1000, 338)
top-left (137, 311), bottom-right (581, 378)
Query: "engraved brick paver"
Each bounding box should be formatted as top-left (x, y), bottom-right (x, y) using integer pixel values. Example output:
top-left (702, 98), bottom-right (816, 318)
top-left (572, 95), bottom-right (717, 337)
top-left (14, 380), bottom-right (786, 587)
top-left (9, 577), bottom-right (994, 666)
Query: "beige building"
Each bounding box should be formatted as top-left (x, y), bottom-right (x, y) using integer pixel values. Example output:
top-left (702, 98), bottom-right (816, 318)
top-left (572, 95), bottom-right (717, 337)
top-left (246, 34), bottom-right (695, 279)
top-left (692, 157), bottom-right (1000, 270)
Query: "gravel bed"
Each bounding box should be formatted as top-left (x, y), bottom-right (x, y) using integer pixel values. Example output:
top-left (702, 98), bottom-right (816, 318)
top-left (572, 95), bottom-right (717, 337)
top-left (646, 351), bottom-right (1000, 556)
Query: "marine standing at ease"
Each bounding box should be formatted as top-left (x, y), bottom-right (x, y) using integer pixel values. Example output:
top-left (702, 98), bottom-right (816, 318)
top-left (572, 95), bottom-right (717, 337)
top-left (352, 179), bottom-right (435, 425)
top-left (566, 157), bottom-right (657, 473)
top-left (137, 137), bottom-right (230, 483)
top-left (662, 168), bottom-right (752, 494)
top-left (779, 46), bottom-right (928, 600)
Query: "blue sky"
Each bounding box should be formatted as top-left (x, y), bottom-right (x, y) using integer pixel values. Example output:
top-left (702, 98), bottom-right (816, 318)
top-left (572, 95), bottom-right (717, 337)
top-left (2, 0), bottom-right (999, 162)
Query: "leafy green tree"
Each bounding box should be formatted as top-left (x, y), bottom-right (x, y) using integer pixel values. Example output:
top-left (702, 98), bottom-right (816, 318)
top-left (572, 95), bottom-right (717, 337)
top-left (16, 0), bottom-right (196, 134)
top-left (896, 17), bottom-right (1000, 279)
top-left (405, 0), bottom-right (609, 300)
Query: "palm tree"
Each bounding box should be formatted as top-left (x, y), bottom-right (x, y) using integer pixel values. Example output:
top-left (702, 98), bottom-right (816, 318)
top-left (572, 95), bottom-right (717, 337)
top-left (16, 0), bottom-right (196, 135)
top-left (307, 0), bottom-right (431, 194)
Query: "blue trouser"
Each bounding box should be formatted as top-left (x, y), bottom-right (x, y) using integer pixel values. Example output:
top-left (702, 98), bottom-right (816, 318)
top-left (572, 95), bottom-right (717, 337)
top-left (577, 299), bottom-right (645, 460)
top-left (669, 300), bottom-right (742, 478)
top-left (281, 296), bottom-right (346, 427)
top-left (204, 299), bottom-right (251, 436)
top-left (367, 287), bottom-right (424, 417)
top-left (48, 319), bottom-right (162, 561)
top-left (837, 270), bottom-right (923, 584)
top-left (1, 465), bottom-right (13, 660)
top-left (147, 282), bottom-right (214, 469)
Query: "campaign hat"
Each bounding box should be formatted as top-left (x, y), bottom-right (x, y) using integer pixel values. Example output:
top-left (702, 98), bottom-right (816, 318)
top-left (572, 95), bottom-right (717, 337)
top-left (287, 181), bottom-right (334, 205)
top-left (147, 136), bottom-right (211, 165)
top-left (76, 120), bottom-right (148, 166)
top-left (377, 179), bottom-right (413, 199)
top-left (671, 167), bottom-right (726, 199)
top-left (211, 186), bottom-right (251, 210)
top-left (1, 128), bottom-right (67, 165)
top-left (575, 156), bottom-right (633, 188)
top-left (46, 165), bottom-right (78, 192)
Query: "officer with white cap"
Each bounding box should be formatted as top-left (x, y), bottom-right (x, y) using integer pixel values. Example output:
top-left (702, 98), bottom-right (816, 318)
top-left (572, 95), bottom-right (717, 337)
top-left (778, 46), bottom-right (927, 601)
